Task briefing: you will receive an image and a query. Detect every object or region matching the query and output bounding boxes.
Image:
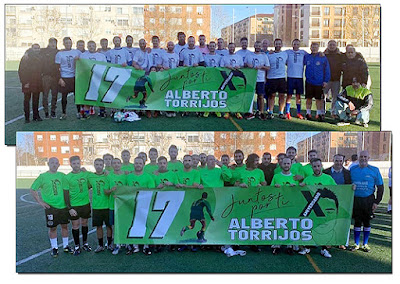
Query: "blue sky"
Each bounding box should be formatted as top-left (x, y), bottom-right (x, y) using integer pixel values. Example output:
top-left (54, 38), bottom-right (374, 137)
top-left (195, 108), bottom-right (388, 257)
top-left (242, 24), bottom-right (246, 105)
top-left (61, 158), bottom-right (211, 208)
top-left (286, 132), bottom-right (319, 149)
top-left (211, 4), bottom-right (274, 38)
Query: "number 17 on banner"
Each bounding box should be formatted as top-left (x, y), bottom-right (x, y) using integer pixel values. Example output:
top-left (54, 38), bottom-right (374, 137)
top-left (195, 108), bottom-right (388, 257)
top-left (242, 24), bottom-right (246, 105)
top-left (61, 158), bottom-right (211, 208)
top-left (127, 191), bottom-right (185, 239)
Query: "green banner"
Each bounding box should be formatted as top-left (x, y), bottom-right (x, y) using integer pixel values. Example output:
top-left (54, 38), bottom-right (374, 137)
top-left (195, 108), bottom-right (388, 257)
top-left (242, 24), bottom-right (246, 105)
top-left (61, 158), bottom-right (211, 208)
top-left (114, 185), bottom-right (354, 245)
top-left (75, 59), bottom-right (257, 112)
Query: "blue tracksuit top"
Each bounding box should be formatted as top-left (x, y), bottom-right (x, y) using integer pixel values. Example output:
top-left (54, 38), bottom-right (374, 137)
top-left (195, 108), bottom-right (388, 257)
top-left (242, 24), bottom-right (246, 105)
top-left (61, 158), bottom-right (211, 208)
top-left (304, 53), bottom-right (331, 86)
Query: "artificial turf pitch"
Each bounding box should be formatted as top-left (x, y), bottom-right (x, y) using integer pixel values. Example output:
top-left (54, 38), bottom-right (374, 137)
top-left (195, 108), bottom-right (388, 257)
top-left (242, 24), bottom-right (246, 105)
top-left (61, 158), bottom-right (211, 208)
top-left (5, 62), bottom-right (380, 145)
top-left (15, 179), bottom-right (391, 273)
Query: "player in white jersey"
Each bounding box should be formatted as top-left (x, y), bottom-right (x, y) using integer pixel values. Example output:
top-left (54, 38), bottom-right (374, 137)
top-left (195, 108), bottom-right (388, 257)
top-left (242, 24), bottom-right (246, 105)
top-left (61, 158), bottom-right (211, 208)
top-left (105, 36), bottom-right (131, 66)
top-left (55, 37), bottom-right (81, 120)
top-left (285, 39), bottom-right (307, 120)
top-left (236, 37), bottom-right (252, 66)
top-left (197, 35), bottom-right (209, 55)
top-left (175, 31), bottom-right (188, 58)
top-left (266, 38), bottom-right (288, 119)
top-left (97, 38), bottom-right (111, 55)
top-left (132, 39), bottom-right (150, 71)
top-left (261, 39), bottom-right (270, 53)
top-left (245, 41), bottom-right (270, 120)
top-left (148, 36), bottom-right (167, 70)
top-left (203, 41), bottom-right (222, 119)
top-left (220, 43), bottom-right (244, 120)
top-left (162, 41), bottom-right (180, 118)
top-left (76, 40), bottom-right (85, 53)
top-left (79, 41), bottom-right (108, 118)
top-left (123, 35), bottom-right (138, 66)
top-left (179, 36), bottom-right (205, 67)
top-left (216, 38), bottom-right (229, 56)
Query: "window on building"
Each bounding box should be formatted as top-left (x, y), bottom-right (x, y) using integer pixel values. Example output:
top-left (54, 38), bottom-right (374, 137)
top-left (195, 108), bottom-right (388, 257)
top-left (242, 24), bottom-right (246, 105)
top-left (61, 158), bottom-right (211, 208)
top-left (334, 19), bottom-right (342, 27)
top-left (187, 18), bottom-right (192, 23)
top-left (259, 132), bottom-right (265, 138)
top-left (334, 30), bottom-right (342, 38)
top-left (311, 18), bottom-right (320, 27)
top-left (104, 6), bottom-right (111, 12)
top-left (311, 7), bottom-right (320, 16)
top-left (63, 158), bottom-right (69, 165)
top-left (220, 133), bottom-right (227, 139)
top-left (117, 19), bottom-right (129, 26)
top-left (37, 135), bottom-right (43, 141)
top-left (270, 132), bottom-right (277, 138)
top-left (259, 145), bottom-right (265, 150)
top-left (132, 7), bottom-right (143, 14)
top-left (375, 7), bottom-right (380, 15)
top-left (159, 6), bottom-right (165, 12)
top-left (334, 7), bottom-right (343, 16)
top-left (311, 30), bottom-right (320, 38)
top-left (177, 19), bottom-right (182, 25)
top-left (51, 147), bottom-right (57, 153)
top-left (197, 6), bottom-right (204, 15)
top-left (301, 9), bottom-right (304, 17)
top-left (324, 7), bottom-right (330, 15)
top-left (175, 7), bottom-right (182, 13)
top-left (74, 148), bottom-right (80, 153)
top-left (322, 30), bottom-right (329, 39)
top-left (197, 18), bottom-right (203, 25)
top-left (270, 144), bottom-right (277, 150)
top-left (187, 6), bottom-right (193, 12)
top-left (188, 135), bottom-right (200, 143)
top-left (61, 146), bottom-right (70, 154)
top-left (352, 18), bottom-right (358, 26)
top-left (117, 7), bottom-right (123, 14)
top-left (364, 7), bottom-right (370, 16)
top-left (50, 135), bottom-right (56, 141)
top-left (150, 18), bottom-right (155, 24)
top-left (196, 30), bottom-right (203, 36)
top-left (353, 7), bottom-right (358, 15)
top-left (149, 5), bottom-right (155, 12)
top-left (323, 19), bottom-right (330, 27)
top-left (38, 147), bottom-right (44, 153)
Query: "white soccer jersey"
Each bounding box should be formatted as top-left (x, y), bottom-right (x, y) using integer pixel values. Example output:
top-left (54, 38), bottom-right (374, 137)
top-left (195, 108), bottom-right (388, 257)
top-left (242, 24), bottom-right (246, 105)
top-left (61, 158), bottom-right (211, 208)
top-left (286, 49), bottom-right (308, 78)
top-left (55, 49), bottom-right (81, 78)
top-left (79, 51), bottom-right (107, 62)
top-left (236, 49), bottom-right (252, 63)
top-left (163, 52), bottom-right (180, 69)
top-left (179, 48), bottom-right (204, 66)
top-left (266, 51), bottom-right (288, 79)
top-left (132, 49), bottom-right (149, 70)
top-left (148, 48), bottom-right (167, 68)
top-left (245, 52), bottom-right (270, 82)
top-left (123, 47), bottom-right (138, 64)
top-left (105, 48), bottom-right (131, 65)
top-left (174, 43), bottom-right (188, 57)
top-left (220, 54), bottom-right (244, 68)
top-left (216, 49), bottom-right (229, 57)
top-left (204, 54), bottom-right (222, 67)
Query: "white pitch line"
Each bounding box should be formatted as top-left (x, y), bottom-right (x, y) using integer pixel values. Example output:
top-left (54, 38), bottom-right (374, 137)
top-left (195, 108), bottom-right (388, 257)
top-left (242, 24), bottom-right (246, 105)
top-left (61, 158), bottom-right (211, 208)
top-left (20, 193), bottom-right (39, 205)
top-left (16, 227), bottom-right (98, 266)
top-left (5, 93), bottom-right (74, 126)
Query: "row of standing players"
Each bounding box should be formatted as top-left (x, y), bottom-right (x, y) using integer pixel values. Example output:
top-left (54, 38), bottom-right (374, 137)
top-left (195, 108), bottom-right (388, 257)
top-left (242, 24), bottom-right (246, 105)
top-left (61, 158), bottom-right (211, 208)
top-left (30, 145), bottom-right (385, 258)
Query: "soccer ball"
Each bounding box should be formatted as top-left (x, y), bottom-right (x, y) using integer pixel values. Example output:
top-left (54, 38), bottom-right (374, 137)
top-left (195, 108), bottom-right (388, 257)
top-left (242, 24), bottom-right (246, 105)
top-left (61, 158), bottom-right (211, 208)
top-left (114, 111), bottom-right (125, 123)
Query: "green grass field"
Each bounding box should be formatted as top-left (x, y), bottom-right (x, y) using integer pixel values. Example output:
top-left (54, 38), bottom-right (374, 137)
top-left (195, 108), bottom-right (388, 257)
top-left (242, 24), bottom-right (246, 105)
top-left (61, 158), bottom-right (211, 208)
top-left (5, 62), bottom-right (380, 145)
top-left (16, 179), bottom-right (391, 273)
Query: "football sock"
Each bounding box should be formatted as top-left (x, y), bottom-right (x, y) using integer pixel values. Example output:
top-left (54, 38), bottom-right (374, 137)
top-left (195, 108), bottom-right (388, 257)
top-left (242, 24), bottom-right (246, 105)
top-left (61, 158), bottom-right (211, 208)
top-left (98, 238), bottom-right (104, 247)
top-left (107, 237), bottom-right (113, 246)
top-left (363, 227), bottom-right (371, 245)
top-left (296, 103), bottom-right (301, 114)
top-left (285, 103), bottom-right (291, 113)
top-left (306, 109), bottom-right (311, 115)
top-left (388, 204), bottom-right (392, 211)
top-left (72, 228), bottom-right (80, 247)
top-left (50, 238), bottom-right (58, 249)
top-left (354, 227), bottom-right (362, 245)
top-left (82, 226), bottom-right (89, 243)
top-left (62, 237), bottom-right (69, 248)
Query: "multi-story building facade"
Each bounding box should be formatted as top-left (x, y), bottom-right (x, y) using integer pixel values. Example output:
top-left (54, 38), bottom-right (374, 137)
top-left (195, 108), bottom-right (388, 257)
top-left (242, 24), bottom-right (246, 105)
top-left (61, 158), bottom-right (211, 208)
top-left (273, 5), bottom-right (301, 46)
top-left (143, 5), bottom-right (211, 47)
top-left (214, 131), bottom-right (285, 163)
top-left (5, 5), bottom-right (144, 60)
top-left (358, 132), bottom-right (391, 161)
top-left (221, 14), bottom-right (274, 47)
top-left (34, 132), bottom-right (83, 165)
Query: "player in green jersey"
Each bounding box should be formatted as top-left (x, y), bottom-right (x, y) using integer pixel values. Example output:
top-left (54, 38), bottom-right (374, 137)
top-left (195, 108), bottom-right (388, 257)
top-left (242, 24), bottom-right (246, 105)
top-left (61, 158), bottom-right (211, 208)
top-left (200, 155), bottom-right (232, 187)
top-left (238, 154), bottom-right (267, 187)
top-left (87, 158), bottom-right (112, 253)
top-left (221, 154), bottom-right (230, 167)
top-left (180, 192), bottom-right (215, 242)
top-left (191, 154), bottom-right (200, 170)
top-left (138, 152), bottom-right (147, 164)
top-left (299, 158), bottom-right (337, 258)
top-left (103, 153), bottom-right (114, 173)
top-left (198, 153), bottom-right (208, 172)
top-left (286, 146), bottom-right (305, 180)
top-left (30, 157), bottom-right (73, 257)
top-left (302, 150), bottom-right (319, 178)
top-left (270, 157), bottom-right (298, 255)
top-left (230, 149), bottom-right (247, 185)
top-left (126, 157), bottom-right (155, 255)
top-left (121, 149), bottom-right (135, 172)
top-left (168, 144), bottom-right (184, 173)
top-left (144, 148), bottom-right (159, 174)
top-left (273, 153), bottom-right (287, 174)
top-left (65, 156), bottom-right (92, 256)
top-left (153, 156), bottom-right (179, 189)
top-left (176, 155), bottom-right (203, 189)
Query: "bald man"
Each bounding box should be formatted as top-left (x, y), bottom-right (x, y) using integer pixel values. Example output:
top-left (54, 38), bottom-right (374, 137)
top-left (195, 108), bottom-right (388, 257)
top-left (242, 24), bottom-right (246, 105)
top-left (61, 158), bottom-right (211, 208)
top-left (350, 151), bottom-right (384, 252)
top-left (342, 45), bottom-right (368, 89)
top-left (30, 157), bottom-right (73, 257)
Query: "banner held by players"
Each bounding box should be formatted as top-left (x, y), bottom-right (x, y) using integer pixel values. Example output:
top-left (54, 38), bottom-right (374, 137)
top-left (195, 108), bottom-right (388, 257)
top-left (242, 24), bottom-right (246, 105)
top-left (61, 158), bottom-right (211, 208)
top-left (114, 185), bottom-right (354, 245)
top-left (75, 59), bottom-right (258, 112)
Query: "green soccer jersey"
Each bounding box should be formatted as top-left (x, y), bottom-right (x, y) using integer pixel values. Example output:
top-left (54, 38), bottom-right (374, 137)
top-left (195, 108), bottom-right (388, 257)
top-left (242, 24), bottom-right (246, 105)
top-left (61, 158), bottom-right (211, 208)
top-left (65, 171), bottom-right (90, 207)
top-left (168, 161), bottom-right (184, 173)
top-left (107, 172), bottom-right (128, 210)
top-left (152, 170), bottom-right (179, 187)
top-left (270, 172), bottom-right (299, 186)
top-left (200, 166), bottom-right (232, 187)
top-left (144, 163), bottom-right (158, 175)
top-left (105, 166), bottom-right (114, 173)
top-left (126, 172), bottom-right (156, 188)
top-left (88, 172), bottom-right (110, 210)
top-left (230, 164), bottom-right (247, 185)
top-left (121, 163), bottom-right (135, 172)
top-left (303, 173), bottom-right (337, 186)
top-left (177, 169), bottom-right (201, 186)
top-left (274, 163), bottom-right (303, 176)
top-left (31, 172), bottom-right (68, 209)
top-left (302, 164), bottom-right (314, 178)
top-left (240, 168), bottom-right (266, 187)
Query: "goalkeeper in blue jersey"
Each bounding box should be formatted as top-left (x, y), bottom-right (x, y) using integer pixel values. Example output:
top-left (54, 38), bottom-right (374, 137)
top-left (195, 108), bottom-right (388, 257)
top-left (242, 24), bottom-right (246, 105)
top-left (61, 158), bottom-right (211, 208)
top-left (180, 192), bottom-right (215, 242)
